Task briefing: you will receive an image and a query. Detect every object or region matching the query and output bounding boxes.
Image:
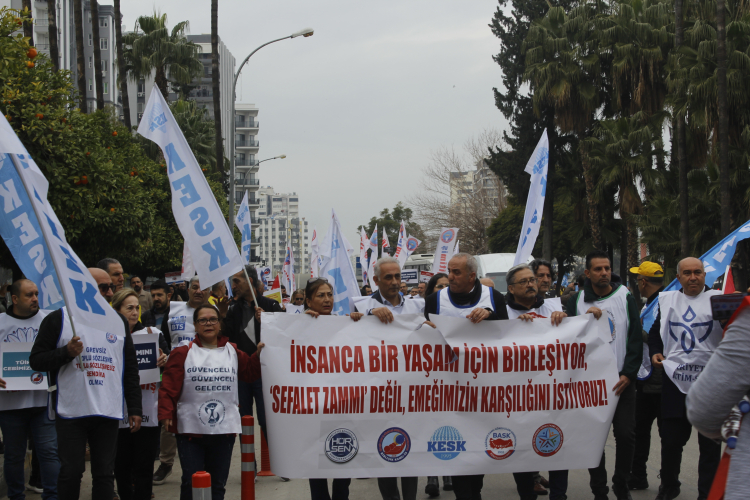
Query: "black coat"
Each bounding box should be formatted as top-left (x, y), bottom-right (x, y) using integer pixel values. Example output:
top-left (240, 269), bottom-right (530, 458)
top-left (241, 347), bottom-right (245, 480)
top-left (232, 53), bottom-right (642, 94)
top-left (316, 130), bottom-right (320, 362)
top-left (225, 295), bottom-right (283, 356)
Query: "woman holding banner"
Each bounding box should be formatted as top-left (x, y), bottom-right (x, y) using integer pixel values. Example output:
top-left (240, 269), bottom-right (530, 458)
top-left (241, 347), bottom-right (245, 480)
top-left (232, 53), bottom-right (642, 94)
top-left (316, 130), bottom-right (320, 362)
top-left (112, 289), bottom-right (168, 500)
top-left (304, 278), bottom-right (363, 500)
top-left (158, 304), bottom-right (263, 500)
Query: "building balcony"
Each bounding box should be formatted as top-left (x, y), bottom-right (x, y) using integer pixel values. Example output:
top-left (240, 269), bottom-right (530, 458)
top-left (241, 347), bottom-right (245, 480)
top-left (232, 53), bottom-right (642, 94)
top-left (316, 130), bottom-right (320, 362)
top-left (234, 178), bottom-right (259, 186)
top-left (235, 119), bottom-right (259, 129)
top-left (235, 140), bottom-right (259, 148)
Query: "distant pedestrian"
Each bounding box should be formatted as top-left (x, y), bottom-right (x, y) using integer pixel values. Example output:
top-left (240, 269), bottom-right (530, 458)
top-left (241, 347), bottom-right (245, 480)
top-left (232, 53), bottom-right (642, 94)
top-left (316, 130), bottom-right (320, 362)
top-left (130, 275), bottom-right (153, 312)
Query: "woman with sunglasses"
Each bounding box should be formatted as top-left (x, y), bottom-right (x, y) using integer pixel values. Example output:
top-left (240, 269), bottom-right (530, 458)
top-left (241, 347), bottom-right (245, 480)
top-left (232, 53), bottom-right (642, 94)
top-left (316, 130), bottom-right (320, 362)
top-left (111, 289), bottom-right (169, 500)
top-left (290, 290), bottom-right (306, 307)
top-left (304, 278), bottom-right (362, 500)
top-left (424, 273), bottom-right (449, 297)
top-left (158, 304), bottom-right (264, 500)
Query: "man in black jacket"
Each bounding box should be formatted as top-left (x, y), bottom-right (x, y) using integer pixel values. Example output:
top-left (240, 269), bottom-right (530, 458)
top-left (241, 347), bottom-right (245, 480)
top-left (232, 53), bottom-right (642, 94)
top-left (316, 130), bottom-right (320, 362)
top-left (30, 267), bottom-right (142, 500)
top-left (223, 266), bottom-right (282, 436)
top-left (140, 279), bottom-right (171, 334)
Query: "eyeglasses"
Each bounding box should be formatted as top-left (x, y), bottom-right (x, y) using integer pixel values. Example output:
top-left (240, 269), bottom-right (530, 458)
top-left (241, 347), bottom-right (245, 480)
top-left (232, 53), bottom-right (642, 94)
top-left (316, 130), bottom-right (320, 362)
top-left (292, 297), bottom-right (305, 303)
top-left (510, 278), bottom-right (537, 286)
top-left (196, 317), bottom-right (219, 326)
top-left (98, 283), bottom-right (115, 292)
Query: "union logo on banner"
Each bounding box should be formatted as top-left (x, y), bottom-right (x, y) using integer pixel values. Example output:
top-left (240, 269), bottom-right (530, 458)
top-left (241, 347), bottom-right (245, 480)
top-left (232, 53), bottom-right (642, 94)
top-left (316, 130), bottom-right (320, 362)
top-left (441, 230), bottom-right (455, 243)
top-left (407, 237), bottom-right (419, 252)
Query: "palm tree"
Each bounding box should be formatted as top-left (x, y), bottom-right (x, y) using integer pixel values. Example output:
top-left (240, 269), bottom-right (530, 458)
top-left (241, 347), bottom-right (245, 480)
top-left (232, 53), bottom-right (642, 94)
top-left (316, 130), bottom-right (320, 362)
top-left (46, 0), bottom-right (59, 71)
top-left (673, 0), bottom-right (690, 255)
top-left (716, 0), bottom-right (730, 235)
top-left (73, 0), bottom-right (87, 112)
top-left (113, 0), bottom-right (130, 128)
top-left (127, 13), bottom-right (203, 100)
top-left (90, 0), bottom-right (104, 110)
top-left (211, 0), bottom-right (223, 176)
top-left (171, 100), bottom-right (217, 168)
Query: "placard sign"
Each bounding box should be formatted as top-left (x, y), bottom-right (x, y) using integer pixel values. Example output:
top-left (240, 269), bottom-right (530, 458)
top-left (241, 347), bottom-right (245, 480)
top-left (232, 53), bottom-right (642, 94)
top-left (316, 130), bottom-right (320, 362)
top-left (133, 334), bottom-right (160, 384)
top-left (1, 342), bottom-right (46, 390)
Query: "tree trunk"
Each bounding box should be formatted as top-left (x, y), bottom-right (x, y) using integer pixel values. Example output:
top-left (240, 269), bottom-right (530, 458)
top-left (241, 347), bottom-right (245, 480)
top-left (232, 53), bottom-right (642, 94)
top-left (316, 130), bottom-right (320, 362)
top-left (543, 113), bottom-right (554, 262)
top-left (626, 215), bottom-right (641, 303)
top-left (580, 142), bottom-right (603, 250)
top-left (73, 0), bottom-right (87, 112)
top-left (620, 218), bottom-right (628, 283)
top-left (46, 0), bottom-right (59, 71)
top-left (716, 0), bottom-right (731, 236)
top-left (211, 0), bottom-right (224, 176)
top-left (155, 66), bottom-right (169, 101)
top-left (675, 0), bottom-right (690, 254)
top-left (113, 0), bottom-right (130, 128)
top-left (90, 0), bottom-right (104, 111)
top-left (22, 0), bottom-right (33, 46)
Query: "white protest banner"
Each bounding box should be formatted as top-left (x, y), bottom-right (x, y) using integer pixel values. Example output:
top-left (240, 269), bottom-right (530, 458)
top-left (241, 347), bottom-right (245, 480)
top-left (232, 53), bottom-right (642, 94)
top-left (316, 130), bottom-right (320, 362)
top-left (138, 90), bottom-right (243, 287)
top-left (133, 334), bottom-right (161, 384)
top-left (514, 130), bottom-right (549, 266)
top-left (318, 210), bottom-right (361, 315)
top-left (1, 121), bottom-right (123, 349)
top-left (431, 228), bottom-right (458, 274)
top-left (165, 271), bottom-right (183, 285)
top-left (260, 313), bottom-right (618, 478)
top-left (393, 222), bottom-right (408, 269)
top-left (256, 266), bottom-right (272, 290)
top-left (1, 342), bottom-right (46, 390)
top-left (401, 269), bottom-right (419, 284)
top-left (235, 192), bottom-right (252, 264)
top-left (285, 304), bottom-right (305, 314)
top-left (420, 271), bottom-right (434, 283)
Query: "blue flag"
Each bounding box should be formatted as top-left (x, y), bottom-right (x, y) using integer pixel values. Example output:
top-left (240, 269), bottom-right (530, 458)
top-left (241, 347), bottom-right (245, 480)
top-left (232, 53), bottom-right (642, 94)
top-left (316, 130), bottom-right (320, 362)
top-left (561, 274), bottom-right (569, 288)
top-left (641, 219), bottom-right (750, 332)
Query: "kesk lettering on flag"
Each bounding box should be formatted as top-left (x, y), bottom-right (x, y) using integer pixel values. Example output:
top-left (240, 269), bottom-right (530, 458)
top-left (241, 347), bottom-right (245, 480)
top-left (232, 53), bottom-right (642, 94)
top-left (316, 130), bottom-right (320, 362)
top-left (259, 312), bottom-right (618, 478)
top-left (318, 209), bottom-right (361, 315)
top-left (0, 117), bottom-right (123, 341)
top-left (514, 130), bottom-right (549, 266)
top-left (138, 90), bottom-right (243, 286)
top-left (235, 192), bottom-right (252, 264)
top-left (432, 228), bottom-right (458, 274)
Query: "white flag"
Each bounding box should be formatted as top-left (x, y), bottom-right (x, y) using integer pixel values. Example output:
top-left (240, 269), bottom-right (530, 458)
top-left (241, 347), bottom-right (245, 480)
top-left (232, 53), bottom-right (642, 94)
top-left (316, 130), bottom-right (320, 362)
top-left (405, 235), bottom-right (422, 259)
top-left (432, 227), bottom-right (458, 274)
top-left (0, 121), bottom-right (122, 339)
top-left (235, 191), bottom-right (252, 264)
top-left (514, 130), bottom-right (549, 266)
top-left (138, 90), bottom-right (244, 286)
top-left (310, 227), bottom-right (320, 279)
top-left (359, 227), bottom-right (369, 285)
top-left (454, 239), bottom-right (460, 255)
top-left (382, 230), bottom-right (390, 253)
top-left (283, 245), bottom-right (295, 294)
top-left (180, 240), bottom-right (195, 281)
top-left (318, 209), bottom-right (361, 315)
top-left (368, 225), bottom-right (379, 291)
top-left (393, 221), bottom-right (408, 268)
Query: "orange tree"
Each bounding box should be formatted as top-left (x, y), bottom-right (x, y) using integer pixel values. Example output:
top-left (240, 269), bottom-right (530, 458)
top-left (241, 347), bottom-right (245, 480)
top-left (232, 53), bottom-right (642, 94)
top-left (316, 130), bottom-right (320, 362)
top-left (0, 7), bottom-right (228, 278)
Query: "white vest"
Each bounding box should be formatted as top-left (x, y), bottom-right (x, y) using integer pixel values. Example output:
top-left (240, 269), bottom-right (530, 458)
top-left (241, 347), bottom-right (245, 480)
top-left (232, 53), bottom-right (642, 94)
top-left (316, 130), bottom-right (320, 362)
top-left (120, 327), bottom-right (160, 428)
top-left (356, 294), bottom-right (425, 316)
top-left (658, 289), bottom-right (722, 394)
top-left (575, 285), bottom-right (631, 373)
top-left (436, 286), bottom-right (495, 318)
top-left (506, 297), bottom-right (562, 320)
top-left (176, 342), bottom-right (241, 434)
top-left (56, 307), bottom-right (126, 420)
top-left (167, 302), bottom-right (196, 349)
top-left (0, 310), bottom-right (50, 411)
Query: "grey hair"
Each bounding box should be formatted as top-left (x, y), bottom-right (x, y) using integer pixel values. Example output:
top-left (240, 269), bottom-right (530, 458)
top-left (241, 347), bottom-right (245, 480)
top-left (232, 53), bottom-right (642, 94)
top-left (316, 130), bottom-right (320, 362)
top-left (374, 256), bottom-right (400, 278)
top-left (450, 252), bottom-right (478, 274)
top-left (507, 264), bottom-right (532, 286)
top-left (189, 275), bottom-right (200, 287)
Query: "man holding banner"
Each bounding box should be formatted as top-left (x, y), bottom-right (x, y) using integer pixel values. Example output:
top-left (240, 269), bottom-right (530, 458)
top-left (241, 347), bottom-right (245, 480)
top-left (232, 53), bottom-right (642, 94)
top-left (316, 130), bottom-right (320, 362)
top-left (648, 257), bottom-right (721, 500)
top-left (0, 280), bottom-right (59, 500)
top-left (30, 267), bottom-right (142, 500)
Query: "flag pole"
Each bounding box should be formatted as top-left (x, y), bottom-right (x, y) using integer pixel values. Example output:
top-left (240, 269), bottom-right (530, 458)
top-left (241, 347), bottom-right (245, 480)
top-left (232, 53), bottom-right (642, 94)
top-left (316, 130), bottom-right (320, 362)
top-left (9, 154), bottom-right (84, 371)
top-left (242, 267), bottom-right (260, 309)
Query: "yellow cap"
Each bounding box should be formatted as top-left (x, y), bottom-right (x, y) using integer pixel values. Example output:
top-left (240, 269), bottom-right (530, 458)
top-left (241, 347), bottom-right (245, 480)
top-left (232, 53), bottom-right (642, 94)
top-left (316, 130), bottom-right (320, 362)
top-left (629, 261), bottom-right (664, 277)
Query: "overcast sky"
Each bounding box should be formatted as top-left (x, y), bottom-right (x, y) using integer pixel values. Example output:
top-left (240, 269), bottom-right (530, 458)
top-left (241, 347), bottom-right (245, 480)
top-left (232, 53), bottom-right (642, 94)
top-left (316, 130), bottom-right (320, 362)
top-left (115, 0), bottom-right (510, 249)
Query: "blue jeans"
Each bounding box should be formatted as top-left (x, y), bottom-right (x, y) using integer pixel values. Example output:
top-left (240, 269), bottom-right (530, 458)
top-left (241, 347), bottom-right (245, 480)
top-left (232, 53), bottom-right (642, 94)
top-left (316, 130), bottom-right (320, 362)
top-left (0, 408), bottom-right (60, 500)
top-left (238, 379), bottom-right (266, 431)
top-left (176, 434), bottom-right (235, 500)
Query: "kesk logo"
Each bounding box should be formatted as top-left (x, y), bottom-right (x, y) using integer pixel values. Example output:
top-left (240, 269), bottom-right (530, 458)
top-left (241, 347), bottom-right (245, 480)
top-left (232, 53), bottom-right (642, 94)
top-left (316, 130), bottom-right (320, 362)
top-left (532, 424), bottom-right (564, 457)
top-left (148, 98), bottom-right (168, 133)
top-left (377, 427), bottom-right (411, 463)
top-left (106, 332), bottom-right (117, 344)
top-left (441, 230), bottom-right (455, 243)
top-left (324, 428), bottom-right (359, 463)
top-left (199, 399), bottom-right (226, 427)
top-left (485, 427), bottom-right (516, 460)
top-left (30, 372), bottom-right (44, 385)
top-left (428, 426), bottom-right (466, 460)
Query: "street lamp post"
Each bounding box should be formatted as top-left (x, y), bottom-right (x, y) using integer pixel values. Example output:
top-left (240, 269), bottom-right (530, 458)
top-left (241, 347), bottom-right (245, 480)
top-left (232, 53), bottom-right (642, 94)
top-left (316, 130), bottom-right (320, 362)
top-left (228, 28), bottom-right (314, 226)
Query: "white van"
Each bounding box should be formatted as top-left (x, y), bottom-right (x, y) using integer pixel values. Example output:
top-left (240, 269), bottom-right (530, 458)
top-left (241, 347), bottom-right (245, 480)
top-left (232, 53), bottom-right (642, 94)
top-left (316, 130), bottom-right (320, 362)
top-left (403, 254), bottom-right (434, 274)
top-left (474, 253), bottom-right (534, 293)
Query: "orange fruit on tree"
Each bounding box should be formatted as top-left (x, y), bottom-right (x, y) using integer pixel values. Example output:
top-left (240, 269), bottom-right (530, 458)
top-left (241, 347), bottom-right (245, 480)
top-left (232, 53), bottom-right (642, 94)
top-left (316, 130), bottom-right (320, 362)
top-left (35, 113), bottom-right (43, 119)
top-left (26, 61), bottom-right (34, 68)
top-left (27, 48), bottom-right (38, 59)
top-left (112, 131), bottom-right (118, 136)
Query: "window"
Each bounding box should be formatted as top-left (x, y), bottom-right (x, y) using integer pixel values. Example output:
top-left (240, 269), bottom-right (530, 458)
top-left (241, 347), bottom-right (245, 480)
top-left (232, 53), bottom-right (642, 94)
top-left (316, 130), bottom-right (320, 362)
top-left (104, 82), bottom-right (108, 94)
top-left (99, 17), bottom-right (108, 27)
top-left (101, 59), bottom-right (107, 71)
top-left (137, 102), bottom-right (144, 113)
top-left (100, 38), bottom-right (108, 50)
top-left (88, 79), bottom-right (92, 91)
top-left (88, 56), bottom-right (92, 68)
top-left (88, 34), bottom-right (92, 46)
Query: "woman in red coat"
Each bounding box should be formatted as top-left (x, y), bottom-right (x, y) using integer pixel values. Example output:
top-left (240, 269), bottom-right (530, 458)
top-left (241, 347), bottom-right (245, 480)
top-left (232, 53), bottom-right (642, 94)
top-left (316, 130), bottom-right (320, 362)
top-left (159, 304), bottom-right (263, 500)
